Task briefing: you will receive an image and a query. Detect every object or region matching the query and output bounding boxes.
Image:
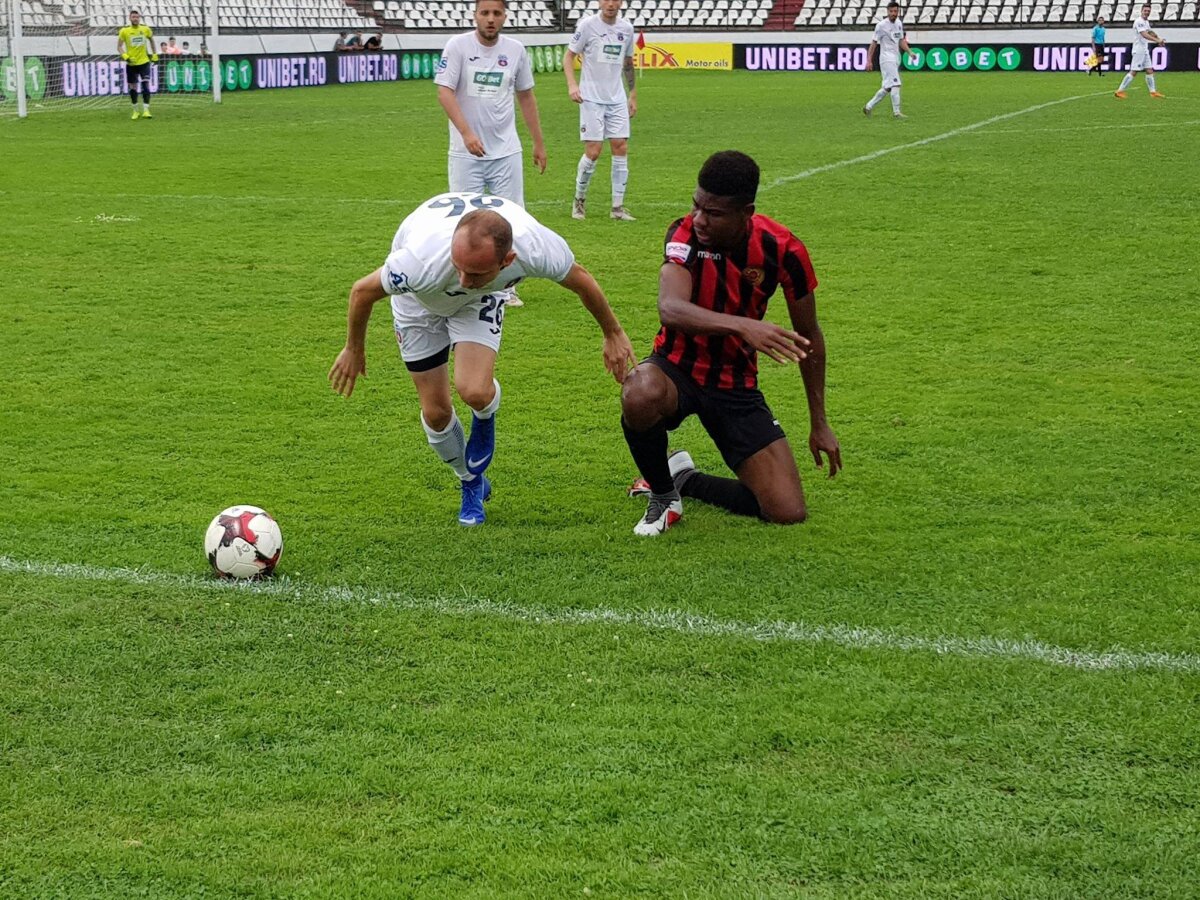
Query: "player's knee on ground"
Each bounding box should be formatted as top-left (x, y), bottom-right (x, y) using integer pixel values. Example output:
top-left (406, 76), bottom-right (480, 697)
top-left (757, 491), bottom-right (807, 525)
top-left (620, 367), bottom-right (671, 431)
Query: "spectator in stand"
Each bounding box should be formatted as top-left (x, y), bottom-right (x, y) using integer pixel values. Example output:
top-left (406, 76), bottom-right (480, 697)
top-left (159, 41), bottom-right (168, 56)
top-left (345, 32), bottom-right (364, 51)
top-left (364, 32), bottom-right (383, 51)
top-left (334, 32), bottom-right (349, 52)
top-left (166, 37), bottom-right (182, 55)
top-left (181, 41), bottom-right (193, 56)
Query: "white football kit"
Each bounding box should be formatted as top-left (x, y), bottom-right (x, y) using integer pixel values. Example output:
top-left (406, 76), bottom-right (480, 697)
top-left (381, 193), bottom-right (575, 363)
top-left (874, 18), bottom-right (905, 88)
top-left (569, 14), bottom-right (635, 141)
top-left (435, 33), bottom-right (535, 205)
top-left (1130, 16), bottom-right (1154, 69)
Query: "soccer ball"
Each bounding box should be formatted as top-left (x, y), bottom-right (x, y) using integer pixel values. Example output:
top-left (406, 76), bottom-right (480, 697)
top-left (204, 505), bottom-right (283, 580)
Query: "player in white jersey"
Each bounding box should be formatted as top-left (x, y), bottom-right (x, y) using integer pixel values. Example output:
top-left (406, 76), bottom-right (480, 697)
top-left (1115, 4), bottom-right (1167, 100)
top-left (863, 2), bottom-right (911, 119)
top-left (328, 192), bottom-right (637, 527)
top-left (564, 0), bottom-right (638, 221)
top-left (436, 0), bottom-right (547, 306)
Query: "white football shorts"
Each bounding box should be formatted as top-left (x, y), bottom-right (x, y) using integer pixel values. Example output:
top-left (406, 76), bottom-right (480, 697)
top-left (880, 59), bottom-right (902, 89)
top-left (391, 292), bottom-right (506, 366)
top-left (579, 99), bottom-right (631, 142)
top-left (447, 152), bottom-right (525, 208)
top-left (1130, 47), bottom-right (1152, 70)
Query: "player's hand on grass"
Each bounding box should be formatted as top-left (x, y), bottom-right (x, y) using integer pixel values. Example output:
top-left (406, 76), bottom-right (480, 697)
top-left (602, 330), bottom-right (637, 385)
top-left (809, 422), bottom-right (842, 478)
top-left (328, 347), bottom-right (366, 397)
top-left (463, 131), bottom-right (485, 157)
top-left (739, 319), bottom-right (809, 365)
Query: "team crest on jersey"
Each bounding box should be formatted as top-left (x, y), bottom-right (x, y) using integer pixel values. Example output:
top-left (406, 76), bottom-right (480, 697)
top-left (388, 270), bottom-right (411, 293)
top-left (498, 55), bottom-right (509, 67)
top-left (743, 267), bottom-right (765, 286)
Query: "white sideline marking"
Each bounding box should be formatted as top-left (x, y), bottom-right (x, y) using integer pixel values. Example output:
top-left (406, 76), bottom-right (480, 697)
top-left (765, 92), bottom-right (1110, 191)
top-left (973, 118), bottom-right (1200, 135)
top-left (2, 555), bottom-right (1197, 674)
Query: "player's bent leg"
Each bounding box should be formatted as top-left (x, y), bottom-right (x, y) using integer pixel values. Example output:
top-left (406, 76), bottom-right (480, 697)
top-left (734, 438), bottom-right (807, 524)
top-left (620, 363), bottom-right (677, 431)
top-left (452, 342), bottom-right (500, 476)
top-left (621, 364), bottom-right (684, 534)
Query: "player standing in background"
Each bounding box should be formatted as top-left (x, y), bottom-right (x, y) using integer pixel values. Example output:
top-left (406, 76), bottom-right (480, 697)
top-left (1088, 15), bottom-right (1107, 76)
top-left (563, 0), bottom-right (637, 221)
top-left (863, 1), bottom-right (910, 119)
top-left (117, 9), bottom-right (158, 120)
top-left (621, 152), bottom-right (841, 536)
top-left (435, 0), bottom-right (547, 306)
top-left (328, 192), bottom-right (636, 527)
top-left (1115, 4), bottom-right (1166, 99)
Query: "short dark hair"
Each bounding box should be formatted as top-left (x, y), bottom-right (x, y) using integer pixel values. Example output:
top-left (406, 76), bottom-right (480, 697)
top-left (456, 209), bottom-right (513, 263)
top-left (476, 0), bottom-right (507, 8)
top-left (698, 151), bottom-right (760, 206)
top-left (887, 1), bottom-right (900, 7)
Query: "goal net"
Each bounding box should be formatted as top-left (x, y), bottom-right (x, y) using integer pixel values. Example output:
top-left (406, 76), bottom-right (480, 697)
top-left (1, 0), bottom-right (219, 117)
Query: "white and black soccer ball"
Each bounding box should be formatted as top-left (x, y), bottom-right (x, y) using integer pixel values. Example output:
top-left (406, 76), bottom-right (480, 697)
top-left (204, 505), bottom-right (283, 580)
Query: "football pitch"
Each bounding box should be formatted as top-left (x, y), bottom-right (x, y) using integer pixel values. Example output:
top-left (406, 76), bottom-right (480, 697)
top-left (2, 71), bottom-right (1199, 896)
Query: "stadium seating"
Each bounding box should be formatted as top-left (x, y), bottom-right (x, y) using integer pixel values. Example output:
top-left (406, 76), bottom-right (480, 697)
top-left (794, 0), bottom-right (1198, 27)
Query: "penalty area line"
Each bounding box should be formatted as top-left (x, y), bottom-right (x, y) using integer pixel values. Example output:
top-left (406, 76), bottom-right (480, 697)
top-left (765, 91), bottom-right (1111, 191)
top-left (2, 555), bottom-right (1198, 674)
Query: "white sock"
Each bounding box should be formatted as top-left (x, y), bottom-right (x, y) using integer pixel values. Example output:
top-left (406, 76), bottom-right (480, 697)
top-left (474, 379), bottom-right (501, 420)
top-left (1118, 73), bottom-right (1133, 91)
top-left (1146, 74), bottom-right (1157, 92)
top-left (421, 411), bottom-right (470, 480)
top-left (866, 88), bottom-right (887, 110)
top-left (575, 155), bottom-right (597, 200)
top-left (891, 88), bottom-right (901, 114)
top-left (611, 156), bottom-right (629, 209)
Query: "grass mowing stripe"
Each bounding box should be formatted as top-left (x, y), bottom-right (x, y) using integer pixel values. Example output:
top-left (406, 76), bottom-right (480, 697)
top-left (764, 91), bottom-right (1111, 190)
top-left (3, 555), bottom-right (1197, 674)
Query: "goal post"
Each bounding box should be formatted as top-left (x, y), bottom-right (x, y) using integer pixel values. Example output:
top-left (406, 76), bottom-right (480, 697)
top-left (1, 0), bottom-right (220, 118)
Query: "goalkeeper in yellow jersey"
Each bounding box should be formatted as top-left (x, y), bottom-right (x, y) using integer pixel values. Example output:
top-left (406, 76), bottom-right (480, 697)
top-left (117, 9), bottom-right (158, 119)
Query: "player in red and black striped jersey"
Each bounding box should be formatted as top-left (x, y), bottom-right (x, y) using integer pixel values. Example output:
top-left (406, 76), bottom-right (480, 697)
top-left (621, 151), bottom-right (841, 536)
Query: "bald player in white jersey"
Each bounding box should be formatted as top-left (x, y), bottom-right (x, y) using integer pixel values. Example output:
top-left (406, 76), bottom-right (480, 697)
top-left (863, 1), bottom-right (911, 119)
top-left (564, 0), bottom-right (638, 221)
top-left (329, 192), bottom-right (637, 527)
top-left (1115, 4), bottom-right (1167, 100)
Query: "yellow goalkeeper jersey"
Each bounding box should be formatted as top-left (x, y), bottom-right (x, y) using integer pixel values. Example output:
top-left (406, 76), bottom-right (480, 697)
top-left (118, 24), bottom-right (155, 64)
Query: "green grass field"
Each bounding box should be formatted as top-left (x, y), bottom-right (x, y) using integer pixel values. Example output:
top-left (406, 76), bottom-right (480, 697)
top-left (2, 71), bottom-right (1199, 896)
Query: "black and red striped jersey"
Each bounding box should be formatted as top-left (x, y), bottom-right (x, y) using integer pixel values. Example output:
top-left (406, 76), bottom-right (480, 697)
top-left (652, 213), bottom-right (818, 391)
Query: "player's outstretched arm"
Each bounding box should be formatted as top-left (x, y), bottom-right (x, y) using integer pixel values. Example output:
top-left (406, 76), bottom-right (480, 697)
top-left (329, 268), bottom-right (388, 398)
top-left (437, 86), bottom-right (484, 157)
top-left (658, 264), bottom-right (809, 365)
top-left (516, 89), bottom-right (548, 173)
top-left (785, 290), bottom-right (841, 477)
top-left (558, 263), bottom-right (636, 384)
top-left (563, 50), bottom-right (582, 103)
